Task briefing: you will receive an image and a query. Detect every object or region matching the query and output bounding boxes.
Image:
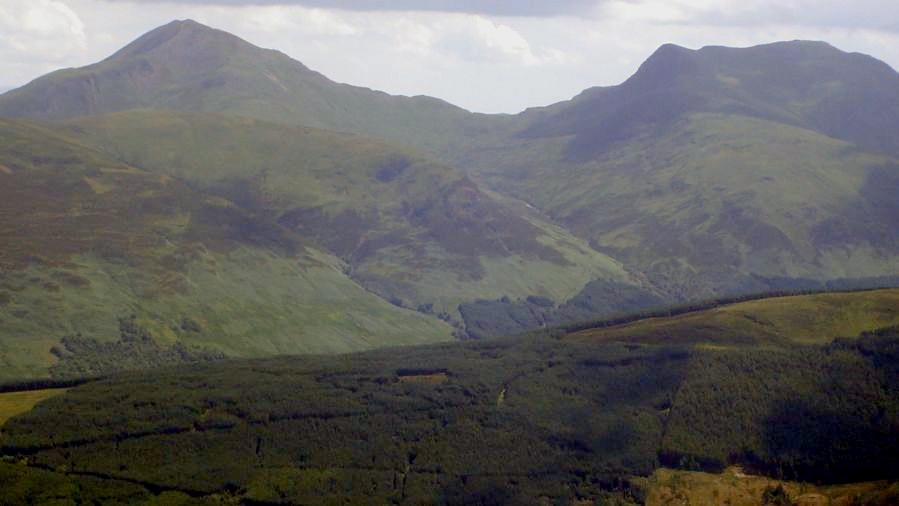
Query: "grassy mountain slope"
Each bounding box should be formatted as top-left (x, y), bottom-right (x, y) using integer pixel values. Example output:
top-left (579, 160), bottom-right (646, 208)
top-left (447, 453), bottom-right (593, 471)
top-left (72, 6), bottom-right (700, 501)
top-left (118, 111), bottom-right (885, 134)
top-left (2, 23), bottom-right (897, 346)
top-left (565, 288), bottom-right (899, 347)
top-left (0, 19), bottom-right (495, 154)
top-left (1, 292), bottom-right (897, 504)
top-left (3, 23), bottom-right (895, 304)
top-left (0, 18), bottom-right (650, 344)
top-left (447, 42), bottom-right (899, 298)
top-left (56, 109), bottom-right (635, 319)
top-left (460, 111), bottom-right (899, 297)
top-left (0, 118), bottom-right (452, 380)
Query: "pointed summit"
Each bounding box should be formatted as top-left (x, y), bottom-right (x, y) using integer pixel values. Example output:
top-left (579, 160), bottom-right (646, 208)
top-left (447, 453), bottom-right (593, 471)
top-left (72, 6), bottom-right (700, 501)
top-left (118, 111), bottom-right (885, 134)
top-left (625, 43), bottom-right (700, 89)
top-left (0, 19), bottom-right (308, 120)
top-left (107, 19), bottom-right (250, 62)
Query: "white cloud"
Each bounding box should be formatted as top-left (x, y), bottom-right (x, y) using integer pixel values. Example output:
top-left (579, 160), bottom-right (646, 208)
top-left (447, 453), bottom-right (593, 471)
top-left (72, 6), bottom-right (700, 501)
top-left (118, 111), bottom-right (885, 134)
top-left (238, 6), bottom-right (358, 38)
top-left (472, 16), bottom-right (539, 65)
top-left (601, 0), bottom-right (899, 32)
top-left (390, 17), bottom-right (435, 56)
top-left (304, 8), bottom-right (357, 35)
top-left (0, 0), bottom-right (86, 60)
top-left (0, 0), bottom-right (89, 87)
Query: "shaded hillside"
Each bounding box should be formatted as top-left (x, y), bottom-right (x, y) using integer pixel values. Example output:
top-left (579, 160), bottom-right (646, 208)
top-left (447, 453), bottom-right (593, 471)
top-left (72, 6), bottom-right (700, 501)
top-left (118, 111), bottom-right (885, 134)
top-left (1, 298), bottom-right (897, 504)
top-left (0, 118), bottom-right (452, 380)
top-left (57, 109), bottom-right (634, 317)
top-left (564, 288), bottom-right (899, 347)
top-left (460, 279), bottom-right (665, 339)
top-left (0, 19), bottom-right (496, 154)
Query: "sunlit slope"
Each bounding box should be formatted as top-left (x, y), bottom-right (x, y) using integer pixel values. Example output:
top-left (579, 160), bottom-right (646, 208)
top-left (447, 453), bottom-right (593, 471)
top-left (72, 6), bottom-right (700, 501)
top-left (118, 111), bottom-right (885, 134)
top-left (58, 109), bottom-right (635, 316)
top-left (0, 389), bottom-right (67, 425)
top-left (566, 289), bottom-right (899, 346)
top-left (0, 118), bottom-right (451, 380)
top-left (643, 467), bottom-right (897, 506)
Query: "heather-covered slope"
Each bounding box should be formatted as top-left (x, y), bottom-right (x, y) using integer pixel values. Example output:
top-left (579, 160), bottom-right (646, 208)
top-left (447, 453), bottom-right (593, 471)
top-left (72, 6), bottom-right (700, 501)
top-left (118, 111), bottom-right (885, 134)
top-left (0, 118), bottom-right (452, 379)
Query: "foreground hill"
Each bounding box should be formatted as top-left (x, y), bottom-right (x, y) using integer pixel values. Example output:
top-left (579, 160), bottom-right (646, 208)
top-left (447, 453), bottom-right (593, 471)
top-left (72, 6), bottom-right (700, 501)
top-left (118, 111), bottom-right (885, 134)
top-left (1, 291), bottom-right (897, 504)
top-left (453, 42), bottom-right (899, 298)
top-left (0, 118), bottom-right (453, 380)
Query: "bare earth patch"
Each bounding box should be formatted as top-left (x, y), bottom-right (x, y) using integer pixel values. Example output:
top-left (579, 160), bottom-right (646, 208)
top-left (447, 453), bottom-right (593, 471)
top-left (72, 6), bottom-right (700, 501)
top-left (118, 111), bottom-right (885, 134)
top-left (398, 373), bottom-right (448, 384)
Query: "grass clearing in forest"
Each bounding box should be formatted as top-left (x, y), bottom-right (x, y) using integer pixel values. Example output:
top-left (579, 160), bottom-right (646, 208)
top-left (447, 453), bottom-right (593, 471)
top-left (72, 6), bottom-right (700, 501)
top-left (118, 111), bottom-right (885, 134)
top-left (643, 467), bottom-right (899, 506)
top-left (0, 389), bottom-right (67, 425)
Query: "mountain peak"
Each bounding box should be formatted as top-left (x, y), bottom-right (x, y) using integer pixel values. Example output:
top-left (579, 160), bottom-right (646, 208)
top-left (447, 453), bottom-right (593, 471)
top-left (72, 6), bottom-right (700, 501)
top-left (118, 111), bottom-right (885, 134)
top-left (107, 18), bottom-right (245, 61)
top-left (700, 39), bottom-right (837, 53)
top-left (694, 39), bottom-right (848, 63)
top-left (625, 43), bottom-right (698, 88)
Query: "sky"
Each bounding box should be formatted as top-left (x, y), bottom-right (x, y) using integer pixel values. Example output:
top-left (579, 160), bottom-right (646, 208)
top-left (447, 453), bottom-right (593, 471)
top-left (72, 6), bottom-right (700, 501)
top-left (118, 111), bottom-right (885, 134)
top-left (1, 0), bottom-right (898, 113)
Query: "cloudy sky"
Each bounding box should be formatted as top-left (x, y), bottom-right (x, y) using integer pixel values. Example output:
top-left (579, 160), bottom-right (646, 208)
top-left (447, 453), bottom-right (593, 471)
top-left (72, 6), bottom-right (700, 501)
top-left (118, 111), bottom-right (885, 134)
top-left (1, 0), bottom-right (898, 113)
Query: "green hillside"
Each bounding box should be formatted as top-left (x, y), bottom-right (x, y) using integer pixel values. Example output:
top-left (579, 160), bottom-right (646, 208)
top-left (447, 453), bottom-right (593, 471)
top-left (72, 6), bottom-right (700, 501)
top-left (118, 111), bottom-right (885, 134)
top-left (0, 118), bottom-right (452, 380)
top-left (458, 112), bottom-right (899, 298)
top-left (1, 22), bottom-right (896, 304)
top-left (445, 42), bottom-right (899, 299)
top-left (1, 292), bottom-right (897, 504)
top-left (56, 109), bottom-right (634, 319)
top-left (1, 22), bottom-right (898, 377)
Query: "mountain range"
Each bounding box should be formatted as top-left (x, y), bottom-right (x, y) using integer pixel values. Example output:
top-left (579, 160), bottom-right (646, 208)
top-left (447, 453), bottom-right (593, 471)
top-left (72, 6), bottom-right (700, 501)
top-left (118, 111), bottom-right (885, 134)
top-left (0, 19), bottom-right (897, 378)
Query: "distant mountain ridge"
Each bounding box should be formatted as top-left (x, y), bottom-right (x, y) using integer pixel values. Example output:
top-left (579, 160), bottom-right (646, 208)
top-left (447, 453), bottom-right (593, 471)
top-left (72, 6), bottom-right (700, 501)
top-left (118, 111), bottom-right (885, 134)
top-left (519, 40), bottom-right (899, 159)
top-left (0, 19), bottom-right (486, 153)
